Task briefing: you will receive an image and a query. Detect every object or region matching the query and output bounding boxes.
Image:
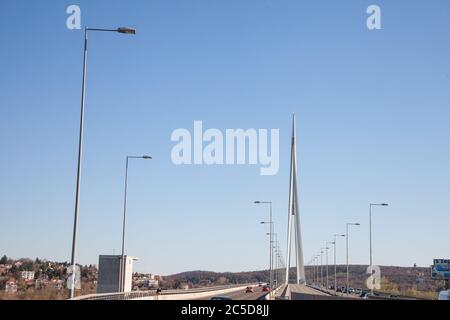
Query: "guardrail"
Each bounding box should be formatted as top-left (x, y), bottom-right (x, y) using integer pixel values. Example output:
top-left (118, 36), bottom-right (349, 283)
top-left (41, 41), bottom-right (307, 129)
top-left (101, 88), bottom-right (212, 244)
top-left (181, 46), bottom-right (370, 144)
top-left (364, 291), bottom-right (426, 300)
top-left (71, 284), bottom-right (254, 300)
top-left (306, 285), bottom-right (427, 300)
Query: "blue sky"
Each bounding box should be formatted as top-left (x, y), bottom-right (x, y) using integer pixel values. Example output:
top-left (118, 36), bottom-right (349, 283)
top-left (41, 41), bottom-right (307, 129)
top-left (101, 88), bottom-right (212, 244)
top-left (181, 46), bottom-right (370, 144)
top-left (0, 0), bottom-right (449, 275)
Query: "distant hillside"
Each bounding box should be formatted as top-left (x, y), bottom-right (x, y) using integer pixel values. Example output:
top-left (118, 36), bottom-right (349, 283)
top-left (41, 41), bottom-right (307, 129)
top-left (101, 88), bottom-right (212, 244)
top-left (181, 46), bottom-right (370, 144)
top-left (161, 269), bottom-right (269, 289)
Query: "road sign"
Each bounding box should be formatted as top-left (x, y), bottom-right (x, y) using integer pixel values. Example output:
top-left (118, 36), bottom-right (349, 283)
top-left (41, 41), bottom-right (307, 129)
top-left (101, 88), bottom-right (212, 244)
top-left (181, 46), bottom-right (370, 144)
top-left (431, 259), bottom-right (450, 280)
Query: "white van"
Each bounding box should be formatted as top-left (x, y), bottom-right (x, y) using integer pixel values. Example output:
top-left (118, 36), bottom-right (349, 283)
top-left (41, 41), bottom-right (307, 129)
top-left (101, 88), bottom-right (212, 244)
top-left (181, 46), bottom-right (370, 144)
top-left (438, 290), bottom-right (450, 300)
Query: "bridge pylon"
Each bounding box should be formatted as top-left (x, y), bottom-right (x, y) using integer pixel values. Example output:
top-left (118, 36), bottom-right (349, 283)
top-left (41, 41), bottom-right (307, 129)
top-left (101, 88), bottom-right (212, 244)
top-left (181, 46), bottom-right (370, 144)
top-left (285, 114), bottom-right (306, 285)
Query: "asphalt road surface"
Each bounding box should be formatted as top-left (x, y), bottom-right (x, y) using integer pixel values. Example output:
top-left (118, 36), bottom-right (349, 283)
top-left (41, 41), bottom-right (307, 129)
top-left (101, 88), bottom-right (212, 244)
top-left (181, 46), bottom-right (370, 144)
top-left (197, 285), bottom-right (268, 300)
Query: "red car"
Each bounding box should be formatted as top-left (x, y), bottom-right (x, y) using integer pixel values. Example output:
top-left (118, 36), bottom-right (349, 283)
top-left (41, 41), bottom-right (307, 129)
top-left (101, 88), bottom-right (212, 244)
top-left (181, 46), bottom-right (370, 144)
top-left (262, 285), bottom-right (270, 292)
top-left (245, 286), bottom-right (254, 293)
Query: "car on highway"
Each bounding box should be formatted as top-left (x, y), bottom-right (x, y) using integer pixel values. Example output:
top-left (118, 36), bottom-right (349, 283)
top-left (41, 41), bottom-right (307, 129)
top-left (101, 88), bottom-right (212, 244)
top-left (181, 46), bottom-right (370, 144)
top-left (363, 292), bottom-right (380, 299)
top-left (355, 288), bottom-right (363, 294)
top-left (336, 286), bottom-right (342, 292)
top-left (262, 285), bottom-right (270, 292)
top-left (210, 296), bottom-right (233, 300)
top-left (258, 282), bottom-right (263, 287)
top-left (246, 286), bottom-right (254, 293)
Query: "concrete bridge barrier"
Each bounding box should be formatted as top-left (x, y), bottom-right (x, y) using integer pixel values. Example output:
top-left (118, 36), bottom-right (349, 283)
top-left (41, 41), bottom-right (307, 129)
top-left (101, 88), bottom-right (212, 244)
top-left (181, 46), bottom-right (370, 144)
top-left (71, 284), bottom-right (254, 300)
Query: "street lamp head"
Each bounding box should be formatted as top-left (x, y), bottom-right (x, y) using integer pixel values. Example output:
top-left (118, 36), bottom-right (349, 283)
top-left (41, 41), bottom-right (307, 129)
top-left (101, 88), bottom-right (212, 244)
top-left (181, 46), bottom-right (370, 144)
top-left (142, 155), bottom-right (152, 159)
top-left (371, 203), bottom-right (389, 207)
top-left (254, 200), bottom-right (272, 204)
top-left (347, 222), bottom-right (360, 227)
top-left (117, 27), bottom-right (136, 34)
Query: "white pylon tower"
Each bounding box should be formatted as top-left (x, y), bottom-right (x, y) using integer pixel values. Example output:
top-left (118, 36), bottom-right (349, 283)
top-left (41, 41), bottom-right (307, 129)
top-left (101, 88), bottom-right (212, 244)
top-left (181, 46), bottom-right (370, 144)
top-left (285, 114), bottom-right (306, 285)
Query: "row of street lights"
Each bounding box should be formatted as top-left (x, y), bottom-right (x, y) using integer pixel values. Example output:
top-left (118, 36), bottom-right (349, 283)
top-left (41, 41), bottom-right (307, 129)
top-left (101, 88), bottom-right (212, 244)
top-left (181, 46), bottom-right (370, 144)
top-left (310, 203), bottom-right (388, 296)
top-left (254, 201), bottom-right (273, 291)
top-left (268, 232), bottom-right (285, 290)
top-left (254, 201), bottom-right (287, 295)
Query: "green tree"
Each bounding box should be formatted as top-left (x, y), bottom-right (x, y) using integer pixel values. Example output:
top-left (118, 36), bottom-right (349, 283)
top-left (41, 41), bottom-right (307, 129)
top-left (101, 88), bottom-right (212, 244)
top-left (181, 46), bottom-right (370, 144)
top-left (0, 255), bottom-right (7, 264)
top-left (81, 267), bottom-right (89, 279)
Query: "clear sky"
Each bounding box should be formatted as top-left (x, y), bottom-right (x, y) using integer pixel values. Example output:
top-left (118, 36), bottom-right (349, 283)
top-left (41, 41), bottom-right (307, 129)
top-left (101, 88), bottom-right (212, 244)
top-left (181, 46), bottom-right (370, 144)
top-left (0, 0), bottom-right (449, 275)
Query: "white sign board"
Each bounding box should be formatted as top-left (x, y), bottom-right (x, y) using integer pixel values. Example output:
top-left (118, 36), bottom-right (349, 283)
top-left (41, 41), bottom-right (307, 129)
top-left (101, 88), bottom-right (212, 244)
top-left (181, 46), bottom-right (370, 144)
top-left (67, 265), bottom-right (81, 289)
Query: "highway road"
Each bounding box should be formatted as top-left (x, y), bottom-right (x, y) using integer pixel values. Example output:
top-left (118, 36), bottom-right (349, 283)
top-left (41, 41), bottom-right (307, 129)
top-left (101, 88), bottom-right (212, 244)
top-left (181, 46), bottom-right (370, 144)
top-left (196, 285), bottom-right (268, 300)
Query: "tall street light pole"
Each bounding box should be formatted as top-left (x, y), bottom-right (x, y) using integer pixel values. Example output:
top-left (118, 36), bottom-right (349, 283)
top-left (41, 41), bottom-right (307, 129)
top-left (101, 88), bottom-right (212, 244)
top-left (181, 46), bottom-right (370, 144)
top-left (277, 243), bottom-right (282, 288)
top-left (70, 26), bottom-right (136, 299)
top-left (315, 256), bottom-right (319, 285)
top-left (311, 257), bottom-right (316, 285)
top-left (369, 203), bottom-right (388, 294)
top-left (273, 234), bottom-right (278, 288)
top-left (326, 242), bottom-right (334, 290)
top-left (346, 222), bottom-right (360, 296)
top-left (274, 247), bottom-right (278, 287)
top-left (264, 231), bottom-right (275, 298)
top-left (262, 227), bottom-right (274, 291)
top-left (333, 234), bottom-right (345, 295)
top-left (255, 201), bottom-right (273, 290)
top-left (274, 238), bottom-right (279, 289)
top-left (271, 232), bottom-right (277, 290)
top-left (120, 155), bottom-right (152, 292)
top-left (320, 249), bottom-right (325, 287)
top-left (312, 256), bottom-right (316, 285)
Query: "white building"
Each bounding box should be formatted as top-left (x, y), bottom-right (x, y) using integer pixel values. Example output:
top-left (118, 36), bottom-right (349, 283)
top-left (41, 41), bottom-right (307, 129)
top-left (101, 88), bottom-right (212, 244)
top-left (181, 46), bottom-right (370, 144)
top-left (5, 281), bottom-right (17, 293)
top-left (20, 271), bottom-right (35, 280)
top-left (144, 279), bottom-right (159, 288)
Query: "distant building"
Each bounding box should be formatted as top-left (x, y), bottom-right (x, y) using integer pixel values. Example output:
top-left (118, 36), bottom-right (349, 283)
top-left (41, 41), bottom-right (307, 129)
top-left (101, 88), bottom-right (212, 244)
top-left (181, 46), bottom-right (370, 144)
top-left (97, 255), bottom-right (138, 294)
top-left (145, 279), bottom-right (159, 288)
top-left (20, 271), bottom-right (35, 281)
top-left (5, 281), bottom-right (17, 293)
